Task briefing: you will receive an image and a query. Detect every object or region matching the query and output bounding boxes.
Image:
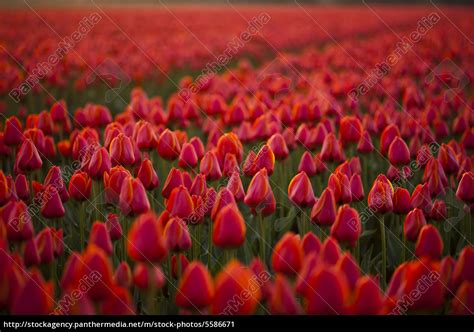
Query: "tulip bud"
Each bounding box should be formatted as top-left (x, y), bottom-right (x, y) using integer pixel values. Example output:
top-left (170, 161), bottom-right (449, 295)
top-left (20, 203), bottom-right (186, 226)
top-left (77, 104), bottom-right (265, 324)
top-left (388, 137), bottom-right (410, 166)
top-left (302, 232), bottom-right (321, 255)
top-left (119, 176), bottom-right (150, 216)
top-left (200, 151), bottom-right (222, 181)
top-left (127, 212), bottom-right (167, 263)
top-left (352, 276), bottom-right (383, 314)
top-left (269, 274), bottom-right (302, 314)
top-left (114, 261), bottom-right (132, 288)
top-left (289, 170), bottom-right (317, 207)
top-left (272, 232), bottom-right (303, 276)
top-left (157, 129), bottom-right (181, 160)
top-left (404, 208), bottom-right (427, 242)
top-left (11, 269), bottom-right (54, 314)
top-left (350, 174), bottom-right (364, 201)
top-left (178, 143), bottom-right (198, 169)
top-left (213, 205), bottom-right (246, 249)
top-left (133, 263), bottom-right (165, 290)
top-left (166, 186), bottom-right (194, 220)
top-left (415, 225), bottom-right (443, 260)
top-left (244, 168), bottom-right (271, 208)
top-left (298, 151), bottom-right (317, 176)
top-left (357, 131), bottom-right (374, 153)
top-left (164, 217), bottom-right (192, 252)
top-left (69, 171), bottom-right (92, 201)
top-left (330, 205), bottom-right (361, 248)
top-left (89, 221), bottom-right (113, 255)
top-left (88, 147), bottom-right (111, 179)
top-left (16, 139), bottom-right (43, 172)
top-left (267, 133), bottom-right (289, 160)
top-left (392, 187), bottom-right (412, 214)
top-left (40, 185), bottom-right (65, 219)
top-left (14, 174), bottom-right (29, 201)
top-left (106, 213), bottom-right (122, 241)
top-left (456, 171), bottom-right (474, 203)
top-left (368, 175), bottom-right (394, 214)
top-left (311, 188), bottom-right (337, 226)
top-left (212, 260), bottom-right (261, 315)
top-left (4, 116), bottom-right (24, 146)
top-left (176, 261), bottom-right (214, 309)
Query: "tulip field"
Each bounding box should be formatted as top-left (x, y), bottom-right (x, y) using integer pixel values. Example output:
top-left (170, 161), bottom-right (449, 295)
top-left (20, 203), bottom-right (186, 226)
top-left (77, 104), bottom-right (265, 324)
top-left (0, 4), bottom-right (473, 317)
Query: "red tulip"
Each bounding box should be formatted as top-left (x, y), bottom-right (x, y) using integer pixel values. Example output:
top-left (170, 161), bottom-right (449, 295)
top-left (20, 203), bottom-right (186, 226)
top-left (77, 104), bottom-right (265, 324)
top-left (40, 184), bottom-right (65, 219)
top-left (269, 274), bottom-right (302, 314)
top-left (226, 171), bottom-right (245, 201)
top-left (451, 281), bottom-right (474, 315)
top-left (320, 133), bottom-right (344, 162)
top-left (0, 171), bottom-right (11, 205)
top-left (267, 133), bottom-right (289, 160)
top-left (114, 261), bottom-right (132, 288)
top-left (164, 217), bottom-right (192, 252)
top-left (368, 174), bottom-right (394, 214)
top-left (4, 116), bottom-right (24, 146)
top-left (36, 227), bottom-right (55, 265)
top-left (304, 266), bottom-right (349, 314)
top-left (171, 254), bottom-right (190, 279)
top-left (272, 232), bottom-right (303, 276)
top-left (302, 232), bottom-right (321, 255)
top-left (127, 212), bottom-right (167, 263)
top-left (288, 171), bottom-right (315, 207)
top-left (328, 171), bottom-right (352, 204)
top-left (178, 142), bottom-right (198, 169)
top-left (212, 260), bottom-right (261, 315)
top-left (410, 183), bottom-right (432, 214)
top-left (404, 208), bottom-right (427, 242)
top-left (351, 276), bottom-right (383, 314)
top-left (189, 136), bottom-right (205, 159)
top-left (109, 133), bottom-right (135, 166)
top-left (215, 133), bottom-right (243, 166)
top-left (119, 176), bottom-right (150, 216)
top-left (16, 139), bottom-right (43, 172)
top-left (244, 168), bottom-right (271, 208)
top-left (350, 173), bottom-right (364, 201)
top-left (166, 185), bottom-right (194, 219)
top-left (135, 159), bottom-right (158, 190)
top-left (452, 246), bottom-right (474, 290)
top-left (336, 252), bottom-right (360, 289)
top-left (11, 269), bottom-right (54, 315)
top-left (429, 199), bottom-right (447, 221)
top-left (330, 205), bottom-right (361, 248)
top-left (415, 224), bottom-right (443, 260)
top-left (388, 136), bottom-right (410, 166)
top-left (104, 166), bottom-right (130, 204)
top-left (176, 261), bottom-right (214, 309)
top-left (199, 151), bottom-right (222, 181)
top-left (69, 171), bottom-right (92, 201)
top-left (87, 147), bottom-right (111, 179)
top-left (162, 167), bottom-right (183, 199)
top-left (392, 187), bottom-right (412, 214)
top-left (339, 116), bottom-right (363, 144)
top-left (456, 171), bottom-right (474, 203)
top-left (106, 213), bottom-right (123, 241)
top-left (380, 124), bottom-right (400, 155)
top-left (133, 121), bottom-right (158, 150)
top-left (213, 205), bottom-right (246, 248)
top-left (157, 129), bottom-right (181, 160)
top-left (357, 131), bottom-right (374, 153)
top-left (298, 151), bottom-right (317, 176)
top-left (438, 143), bottom-right (459, 175)
top-left (253, 144), bottom-right (275, 175)
top-left (24, 238), bottom-right (40, 266)
top-left (89, 221), bottom-right (113, 256)
top-left (311, 188), bottom-right (337, 226)
top-left (133, 263), bottom-right (165, 290)
top-left (14, 173), bottom-right (29, 201)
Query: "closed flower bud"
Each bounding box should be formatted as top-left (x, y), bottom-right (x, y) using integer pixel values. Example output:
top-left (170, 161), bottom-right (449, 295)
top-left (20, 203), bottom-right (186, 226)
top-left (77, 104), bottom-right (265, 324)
top-left (272, 232), bottom-right (303, 276)
top-left (368, 174), bottom-right (394, 214)
top-left (392, 187), bottom-right (412, 214)
top-left (388, 137), bottom-right (410, 166)
top-left (127, 212), bottom-right (167, 263)
top-left (162, 167), bottom-right (183, 199)
top-left (178, 142), bottom-right (198, 169)
top-left (133, 263), bottom-right (165, 290)
top-left (16, 139), bottom-right (43, 172)
top-left (213, 205), bottom-right (246, 249)
top-left (212, 260), bottom-right (261, 315)
top-left (330, 205), bottom-right (361, 248)
top-left (136, 159), bottom-right (159, 190)
top-left (40, 185), bottom-right (65, 219)
top-left (69, 171), bottom-right (92, 201)
top-left (164, 217), bottom-right (192, 252)
top-left (288, 171), bottom-right (315, 207)
top-left (269, 274), bottom-right (302, 314)
top-left (119, 176), bottom-right (150, 216)
top-left (311, 188), bottom-right (337, 226)
top-left (88, 147), bottom-right (111, 179)
top-left (415, 224), bottom-right (443, 260)
top-left (404, 208), bottom-right (427, 242)
top-left (157, 129), bottom-right (181, 160)
top-left (106, 213), bottom-right (122, 241)
top-left (89, 221), bottom-right (113, 256)
top-left (456, 171), bottom-right (474, 203)
top-left (176, 261), bottom-right (214, 309)
top-left (114, 261), bottom-right (132, 288)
